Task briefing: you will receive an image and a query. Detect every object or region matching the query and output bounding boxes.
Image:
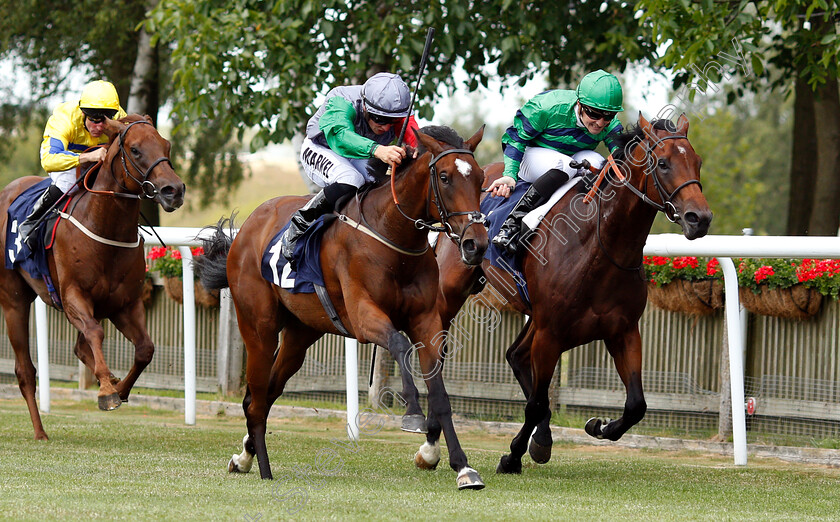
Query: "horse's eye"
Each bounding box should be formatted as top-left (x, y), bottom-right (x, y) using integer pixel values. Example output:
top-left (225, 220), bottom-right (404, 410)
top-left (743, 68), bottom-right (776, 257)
top-left (440, 173), bottom-right (450, 184)
top-left (657, 159), bottom-right (669, 170)
top-left (130, 147), bottom-right (140, 157)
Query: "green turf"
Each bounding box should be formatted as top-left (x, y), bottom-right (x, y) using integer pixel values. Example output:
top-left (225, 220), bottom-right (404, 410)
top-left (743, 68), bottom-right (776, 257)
top-left (1, 399), bottom-right (839, 521)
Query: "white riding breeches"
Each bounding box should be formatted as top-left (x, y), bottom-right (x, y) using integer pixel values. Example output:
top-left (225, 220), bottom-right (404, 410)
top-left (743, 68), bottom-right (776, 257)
top-left (49, 168), bottom-right (78, 193)
top-left (300, 137), bottom-right (374, 189)
top-left (517, 147), bottom-right (606, 183)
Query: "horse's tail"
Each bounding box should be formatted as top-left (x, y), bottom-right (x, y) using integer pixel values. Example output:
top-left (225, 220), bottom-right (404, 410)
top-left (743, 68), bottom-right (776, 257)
top-left (194, 213), bottom-right (237, 290)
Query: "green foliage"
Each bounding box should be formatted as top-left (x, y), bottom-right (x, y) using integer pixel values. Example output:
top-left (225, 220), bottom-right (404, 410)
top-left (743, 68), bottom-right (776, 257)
top-left (148, 0), bottom-right (655, 149)
top-left (0, 105), bottom-right (49, 185)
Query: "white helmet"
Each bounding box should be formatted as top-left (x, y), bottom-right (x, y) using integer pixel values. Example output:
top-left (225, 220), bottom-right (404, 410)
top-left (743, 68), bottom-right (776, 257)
top-left (362, 73), bottom-right (411, 118)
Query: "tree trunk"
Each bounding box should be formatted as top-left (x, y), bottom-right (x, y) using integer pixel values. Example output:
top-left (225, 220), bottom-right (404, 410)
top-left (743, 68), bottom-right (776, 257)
top-left (786, 74), bottom-right (817, 235)
top-left (807, 77), bottom-right (840, 235)
top-left (128, 0), bottom-right (162, 225)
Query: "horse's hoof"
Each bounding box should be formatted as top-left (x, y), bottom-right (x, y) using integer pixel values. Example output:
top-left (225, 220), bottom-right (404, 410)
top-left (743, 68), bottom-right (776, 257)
top-left (528, 437), bottom-right (552, 464)
top-left (229, 456), bottom-right (246, 473)
top-left (585, 417), bottom-right (611, 439)
top-left (98, 393), bottom-right (122, 411)
top-left (34, 432), bottom-right (49, 441)
top-left (496, 454), bottom-right (522, 474)
top-left (401, 414), bottom-right (427, 434)
top-left (457, 467), bottom-right (485, 490)
top-left (414, 442), bottom-right (441, 470)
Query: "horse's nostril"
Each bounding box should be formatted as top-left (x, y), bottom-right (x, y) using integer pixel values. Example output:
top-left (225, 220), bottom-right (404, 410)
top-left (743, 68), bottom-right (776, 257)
top-left (684, 212), bottom-right (699, 226)
top-left (462, 239), bottom-right (477, 254)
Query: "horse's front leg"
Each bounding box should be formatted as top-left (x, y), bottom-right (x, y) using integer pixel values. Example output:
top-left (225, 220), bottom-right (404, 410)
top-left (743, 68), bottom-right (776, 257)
top-left (498, 326), bottom-right (560, 474)
top-left (354, 301), bottom-right (426, 433)
top-left (109, 299), bottom-right (155, 402)
top-left (407, 311), bottom-right (484, 490)
top-left (585, 325), bottom-right (647, 441)
top-left (62, 291), bottom-right (120, 410)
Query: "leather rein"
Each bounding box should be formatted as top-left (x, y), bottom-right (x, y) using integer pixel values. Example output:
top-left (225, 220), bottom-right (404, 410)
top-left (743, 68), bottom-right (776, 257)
top-left (348, 147), bottom-right (486, 256)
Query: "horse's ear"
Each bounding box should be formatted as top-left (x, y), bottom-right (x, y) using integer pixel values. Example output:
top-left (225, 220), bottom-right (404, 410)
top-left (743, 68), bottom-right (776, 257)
top-left (103, 119), bottom-right (126, 141)
top-left (676, 113), bottom-right (689, 136)
top-left (638, 112), bottom-right (652, 135)
top-left (464, 125), bottom-right (485, 152)
top-left (414, 129), bottom-right (444, 156)
top-left (143, 114), bottom-right (154, 126)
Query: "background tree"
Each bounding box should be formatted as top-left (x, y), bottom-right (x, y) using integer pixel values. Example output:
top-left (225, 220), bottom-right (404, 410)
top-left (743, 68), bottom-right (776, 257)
top-left (636, 0), bottom-right (840, 235)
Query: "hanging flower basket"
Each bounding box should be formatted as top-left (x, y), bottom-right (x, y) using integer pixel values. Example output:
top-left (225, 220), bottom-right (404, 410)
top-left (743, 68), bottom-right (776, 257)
top-left (163, 276), bottom-right (220, 308)
top-left (739, 285), bottom-right (822, 320)
top-left (735, 258), bottom-right (838, 320)
top-left (647, 278), bottom-right (723, 316)
top-left (644, 256), bottom-right (724, 316)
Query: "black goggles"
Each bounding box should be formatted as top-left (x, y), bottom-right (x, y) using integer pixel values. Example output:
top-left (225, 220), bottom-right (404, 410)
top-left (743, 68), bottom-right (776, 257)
top-left (367, 112), bottom-right (400, 126)
top-left (81, 108), bottom-right (117, 123)
top-left (580, 104), bottom-right (616, 122)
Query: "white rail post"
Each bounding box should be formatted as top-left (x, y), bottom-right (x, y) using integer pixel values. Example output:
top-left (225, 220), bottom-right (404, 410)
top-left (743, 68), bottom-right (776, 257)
top-left (718, 257), bottom-right (747, 465)
top-left (179, 246), bottom-right (196, 426)
top-left (35, 298), bottom-right (50, 413)
top-left (345, 337), bottom-right (359, 440)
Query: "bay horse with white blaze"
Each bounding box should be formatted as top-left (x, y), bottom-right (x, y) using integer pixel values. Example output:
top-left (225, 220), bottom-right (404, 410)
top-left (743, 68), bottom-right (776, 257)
top-left (196, 126), bottom-right (489, 489)
top-left (435, 114), bottom-right (712, 473)
top-left (0, 115), bottom-right (185, 440)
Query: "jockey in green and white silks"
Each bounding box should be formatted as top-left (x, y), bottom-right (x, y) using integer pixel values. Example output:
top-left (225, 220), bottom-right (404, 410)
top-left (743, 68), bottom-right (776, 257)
top-left (282, 72), bottom-right (419, 267)
top-left (488, 70), bottom-right (625, 256)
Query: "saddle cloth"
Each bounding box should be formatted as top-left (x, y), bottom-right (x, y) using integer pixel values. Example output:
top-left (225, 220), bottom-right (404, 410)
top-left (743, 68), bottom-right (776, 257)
top-left (5, 178), bottom-right (55, 279)
top-left (481, 175), bottom-right (583, 306)
top-left (260, 215), bottom-right (333, 294)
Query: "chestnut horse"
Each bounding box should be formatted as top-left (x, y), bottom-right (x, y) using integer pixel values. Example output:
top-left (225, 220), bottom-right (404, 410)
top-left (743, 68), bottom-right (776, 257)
top-left (197, 126), bottom-right (489, 489)
top-left (0, 115), bottom-right (185, 440)
top-left (435, 114), bottom-right (713, 473)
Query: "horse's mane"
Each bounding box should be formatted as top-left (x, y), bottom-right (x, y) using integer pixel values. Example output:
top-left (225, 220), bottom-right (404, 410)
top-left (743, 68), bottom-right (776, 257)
top-left (366, 125), bottom-right (466, 182)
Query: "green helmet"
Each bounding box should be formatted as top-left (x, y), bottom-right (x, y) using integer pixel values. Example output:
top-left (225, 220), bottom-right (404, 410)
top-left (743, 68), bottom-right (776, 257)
top-left (576, 70), bottom-right (624, 112)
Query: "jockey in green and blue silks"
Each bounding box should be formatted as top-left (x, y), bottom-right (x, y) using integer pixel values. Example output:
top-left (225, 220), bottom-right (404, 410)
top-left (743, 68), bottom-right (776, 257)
top-left (488, 70), bottom-right (625, 256)
top-left (281, 72), bottom-right (419, 268)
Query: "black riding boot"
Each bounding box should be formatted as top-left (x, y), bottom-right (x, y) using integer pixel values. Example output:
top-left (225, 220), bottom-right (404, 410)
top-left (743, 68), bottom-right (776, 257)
top-left (492, 168), bottom-right (569, 256)
top-left (280, 189), bottom-right (333, 268)
top-left (19, 184), bottom-right (64, 247)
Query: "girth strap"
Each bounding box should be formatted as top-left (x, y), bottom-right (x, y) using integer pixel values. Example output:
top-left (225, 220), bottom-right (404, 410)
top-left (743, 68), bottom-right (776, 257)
top-left (313, 284), bottom-right (351, 336)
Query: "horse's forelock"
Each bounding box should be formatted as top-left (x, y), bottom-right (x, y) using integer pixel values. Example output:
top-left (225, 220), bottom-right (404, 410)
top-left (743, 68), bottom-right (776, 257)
top-left (415, 125), bottom-right (465, 156)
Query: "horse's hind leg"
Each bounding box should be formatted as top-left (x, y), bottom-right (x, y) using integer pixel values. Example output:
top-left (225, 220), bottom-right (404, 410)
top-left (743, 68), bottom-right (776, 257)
top-left (109, 300), bottom-right (155, 402)
top-left (4, 301), bottom-right (48, 440)
top-left (586, 325), bottom-right (647, 441)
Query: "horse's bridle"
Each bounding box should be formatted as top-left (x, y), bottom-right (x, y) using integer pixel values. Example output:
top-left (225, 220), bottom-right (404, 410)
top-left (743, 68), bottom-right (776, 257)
top-left (115, 120), bottom-right (174, 200)
top-left (619, 134), bottom-right (702, 223)
top-left (394, 147), bottom-right (487, 247)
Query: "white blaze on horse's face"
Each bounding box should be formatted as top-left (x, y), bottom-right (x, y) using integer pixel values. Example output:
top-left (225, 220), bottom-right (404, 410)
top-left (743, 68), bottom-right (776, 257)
top-left (455, 158), bottom-right (472, 177)
top-left (677, 146), bottom-right (687, 155)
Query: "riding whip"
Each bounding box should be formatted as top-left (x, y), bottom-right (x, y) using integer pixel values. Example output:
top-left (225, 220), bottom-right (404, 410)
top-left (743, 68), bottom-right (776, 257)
top-left (390, 27), bottom-right (436, 205)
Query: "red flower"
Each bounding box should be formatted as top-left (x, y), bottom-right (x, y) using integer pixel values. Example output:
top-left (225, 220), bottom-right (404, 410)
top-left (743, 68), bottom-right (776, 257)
top-left (171, 249), bottom-right (182, 260)
top-left (191, 246), bottom-right (204, 257)
top-left (754, 265), bottom-right (774, 284)
top-left (146, 246), bottom-right (167, 260)
top-left (706, 258), bottom-right (720, 276)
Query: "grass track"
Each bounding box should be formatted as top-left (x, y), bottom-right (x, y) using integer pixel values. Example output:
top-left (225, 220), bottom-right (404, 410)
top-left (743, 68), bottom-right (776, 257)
top-left (1, 400), bottom-right (839, 521)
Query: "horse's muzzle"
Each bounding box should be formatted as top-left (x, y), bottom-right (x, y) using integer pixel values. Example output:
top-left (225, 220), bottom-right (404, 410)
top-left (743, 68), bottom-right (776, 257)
top-left (158, 182), bottom-right (186, 212)
top-left (681, 208), bottom-right (713, 240)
